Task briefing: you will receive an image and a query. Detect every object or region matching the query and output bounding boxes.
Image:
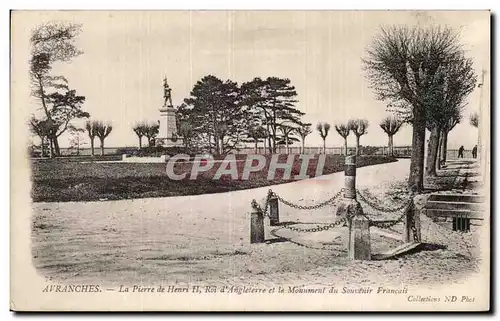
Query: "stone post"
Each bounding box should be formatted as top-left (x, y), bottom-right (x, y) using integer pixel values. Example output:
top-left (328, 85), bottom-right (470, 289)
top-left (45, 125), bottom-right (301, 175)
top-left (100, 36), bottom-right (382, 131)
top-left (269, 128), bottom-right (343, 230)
top-left (403, 200), bottom-right (421, 243)
top-left (337, 155), bottom-right (371, 260)
top-left (250, 201), bottom-right (265, 244)
top-left (269, 196), bottom-right (279, 226)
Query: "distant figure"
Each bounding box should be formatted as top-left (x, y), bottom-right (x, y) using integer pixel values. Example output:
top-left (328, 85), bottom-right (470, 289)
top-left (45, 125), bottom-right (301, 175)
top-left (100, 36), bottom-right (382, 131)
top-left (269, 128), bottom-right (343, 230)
top-left (458, 146), bottom-right (465, 158)
top-left (472, 145), bottom-right (478, 159)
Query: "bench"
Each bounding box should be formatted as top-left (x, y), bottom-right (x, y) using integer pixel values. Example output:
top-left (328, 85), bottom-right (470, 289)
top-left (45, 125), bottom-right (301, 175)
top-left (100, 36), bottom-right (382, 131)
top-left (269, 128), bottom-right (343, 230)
top-left (424, 194), bottom-right (485, 232)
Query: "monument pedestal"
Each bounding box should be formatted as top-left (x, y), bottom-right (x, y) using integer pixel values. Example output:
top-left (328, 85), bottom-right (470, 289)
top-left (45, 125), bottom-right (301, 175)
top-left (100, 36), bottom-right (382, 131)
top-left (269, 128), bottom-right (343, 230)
top-left (156, 106), bottom-right (184, 148)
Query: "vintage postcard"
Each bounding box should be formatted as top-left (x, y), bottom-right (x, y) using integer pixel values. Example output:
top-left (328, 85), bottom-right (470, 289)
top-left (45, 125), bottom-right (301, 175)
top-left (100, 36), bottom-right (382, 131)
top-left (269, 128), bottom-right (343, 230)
top-left (10, 10), bottom-right (490, 311)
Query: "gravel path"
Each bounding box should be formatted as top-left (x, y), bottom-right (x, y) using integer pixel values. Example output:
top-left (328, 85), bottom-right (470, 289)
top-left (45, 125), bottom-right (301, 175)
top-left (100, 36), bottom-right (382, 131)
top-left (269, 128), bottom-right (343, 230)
top-left (32, 159), bottom-right (484, 288)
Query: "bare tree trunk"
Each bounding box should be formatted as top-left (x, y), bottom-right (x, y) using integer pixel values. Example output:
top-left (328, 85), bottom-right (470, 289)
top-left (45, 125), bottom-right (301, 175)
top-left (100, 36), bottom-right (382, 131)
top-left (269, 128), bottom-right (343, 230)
top-left (52, 135), bottom-right (61, 156)
top-left (301, 139), bottom-right (305, 154)
top-left (387, 134), bottom-right (392, 156)
top-left (323, 139), bottom-right (326, 154)
top-left (90, 137), bottom-right (95, 156)
top-left (139, 136), bottom-right (142, 149)
top-left (285, 137), bottom-right (289, 154)
top-left (441, 130), bottom-right (448, 163)
top-left (49, 138), bottom-right (54, 158)
top-left (100, 138), bottom-right (105, 156)
top-left (391, 135), bottom-right (395, 156)
top-left (344, 138), bottom-right (348, 156)
top-left (436, 130), bottom-right (442, 170)
top-left (437, 130), bottom-right (442, 170)
top-left (355, 135), bottom-right (360, 156)
top-left (409, 108), bottom-right (426, 192)
top-left (254, 140), bottom-right (258, 154)
top-left (425, 127), bottom-right (440, 177)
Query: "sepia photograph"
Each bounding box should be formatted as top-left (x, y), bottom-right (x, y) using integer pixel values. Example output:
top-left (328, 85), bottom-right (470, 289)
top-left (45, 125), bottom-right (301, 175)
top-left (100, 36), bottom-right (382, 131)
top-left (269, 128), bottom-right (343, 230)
top-left (9, 10), bottom-right (490, 311)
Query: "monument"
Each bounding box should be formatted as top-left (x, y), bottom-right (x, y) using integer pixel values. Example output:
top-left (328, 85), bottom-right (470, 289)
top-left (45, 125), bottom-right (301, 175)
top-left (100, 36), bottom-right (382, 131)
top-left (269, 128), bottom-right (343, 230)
top-left (156, 76), bottom-right (183, 147)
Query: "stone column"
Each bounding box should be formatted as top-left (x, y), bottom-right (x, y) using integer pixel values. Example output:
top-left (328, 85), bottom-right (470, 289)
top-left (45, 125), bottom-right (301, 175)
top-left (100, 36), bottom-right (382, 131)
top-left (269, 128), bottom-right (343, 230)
top-left (250, 202), bottom-right (265, 244)
top-left (269, 195), bottom-right (279, 226)
top-left (337, 156), bottom-right (371, 260)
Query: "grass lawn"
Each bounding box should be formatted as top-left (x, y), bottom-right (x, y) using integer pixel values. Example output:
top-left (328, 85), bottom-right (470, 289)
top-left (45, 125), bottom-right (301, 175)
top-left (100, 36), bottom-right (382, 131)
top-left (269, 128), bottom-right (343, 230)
top-left (31, 154), bottom-right (396, 202)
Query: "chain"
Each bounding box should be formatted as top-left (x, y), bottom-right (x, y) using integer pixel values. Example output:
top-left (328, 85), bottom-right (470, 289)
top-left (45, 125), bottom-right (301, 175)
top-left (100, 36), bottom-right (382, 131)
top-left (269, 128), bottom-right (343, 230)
top-left (363, 198), bottom-right (415, 230)
top-left (283, 218), bottom-right (346, 233)
top-left (366, 212), bottom-right (406, 229)
top-left (274, 189), bottom-right (344, 211)
top-left (270, 227), bottom-right (347, 253)
top-left (251, 189), bottom-right (275, 217)
top-left (356, 189), bottom-right (413, 213)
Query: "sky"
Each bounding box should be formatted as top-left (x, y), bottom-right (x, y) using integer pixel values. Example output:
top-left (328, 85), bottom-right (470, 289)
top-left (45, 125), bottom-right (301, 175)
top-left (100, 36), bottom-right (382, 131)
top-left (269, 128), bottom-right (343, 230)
top-left (12, 10), bottom-right (490, 149)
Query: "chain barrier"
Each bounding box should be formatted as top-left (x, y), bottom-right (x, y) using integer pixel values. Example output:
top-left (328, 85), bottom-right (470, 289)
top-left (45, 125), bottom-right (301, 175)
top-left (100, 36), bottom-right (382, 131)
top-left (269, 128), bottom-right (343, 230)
top-left (269, 227), bottom-right (346, 253)
top-left (364, 211), bottom-right (407, 229)
top-left (355, 189), bottom-right (415, 230)
top-left (274, 188), bottom-right (344, 211)
top-left (356, 189), bottom-right (413, 214)
top-left (252, 188), bottom-right (346, 234)
top-left (283, 218), bottom-right (346, 233)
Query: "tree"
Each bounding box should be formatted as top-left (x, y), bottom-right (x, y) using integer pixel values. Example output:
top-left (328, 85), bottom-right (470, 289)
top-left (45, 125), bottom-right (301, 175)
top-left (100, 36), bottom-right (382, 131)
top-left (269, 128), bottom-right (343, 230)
top-left (29, 116), bottom-right (52, 157)
top-left (296, 124), bottom-right (312, 154)
top-left (440, 113), bottom-right (461, 164)
top-left (240, 77), bottom-right (304, 153)
top-left (133, 123), bottom-right (147, 149)
top-left (143, 122), bottom-right (160, 147)
top-left (246, 125), bottom-right (267, 154)
top-left (68, 126), bottom-right (86, 156)
top-left (278, 124), bottom-right (297, 154)
top-left (334, 123), bottom-right (350, 156)
top-left (379, 116), bottom-right (403, 156)
top-left (348, 119), bottom-right (369, 156)
top-left (29, 21), bottom-right (86, 157)
top-left (364, 26), bottom-right (465, 191)
top-left (316, 122), bottom-right (331, 154)
top-left (45, 89), bottom-right (88, 150)
top-left (469, 112), bottom-right (479, 128)
top-left (94, 121), bottom-right (113, 156)
top-left (424, 53), bottom-right (476, 176)
top-left (178, 121), bottom-right (195, 153)
top-left (85, 121), bottom-right (99, 156)
top-left (182, 75), bottom-right (246, 156)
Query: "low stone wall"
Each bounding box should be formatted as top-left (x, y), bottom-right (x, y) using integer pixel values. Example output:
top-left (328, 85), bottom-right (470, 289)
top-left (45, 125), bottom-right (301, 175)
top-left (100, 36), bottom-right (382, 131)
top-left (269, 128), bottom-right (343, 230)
top-left (121, 154), bottom-right (168, 163)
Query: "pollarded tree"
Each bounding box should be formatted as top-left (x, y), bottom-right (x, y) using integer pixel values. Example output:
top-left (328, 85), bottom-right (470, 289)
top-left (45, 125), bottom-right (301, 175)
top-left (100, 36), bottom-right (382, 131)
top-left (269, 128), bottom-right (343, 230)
top-left (334, 123), bottom-right (350, 156)
top-left (379, 116), bottom-right (403, 156)
top-left (296, 124), bottom-right (312, 154)
top-left (94, 121), bottom-right (113, 156)
top-left (364, 25), bottom-right (465, 191)
top-left (143, 122), bottom-right (160, 147)
top-left (348, 119), bottom-right (369, 156)
top-left (133, 123), bottom-right (147, 149)
top-left (424, 53), bottom-right (476, 176)
top-left (316, 122), bottom-right (330, 154)
top-left (85, 120), bottom-right (99, 156)
top-left (440, 112), bottom-right (461, 164)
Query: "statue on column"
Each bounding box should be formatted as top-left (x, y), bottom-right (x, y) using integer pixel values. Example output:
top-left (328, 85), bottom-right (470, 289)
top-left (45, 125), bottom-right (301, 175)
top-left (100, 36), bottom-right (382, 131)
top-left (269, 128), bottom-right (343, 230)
top-left (157, 75), bottom-right (183, 148)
